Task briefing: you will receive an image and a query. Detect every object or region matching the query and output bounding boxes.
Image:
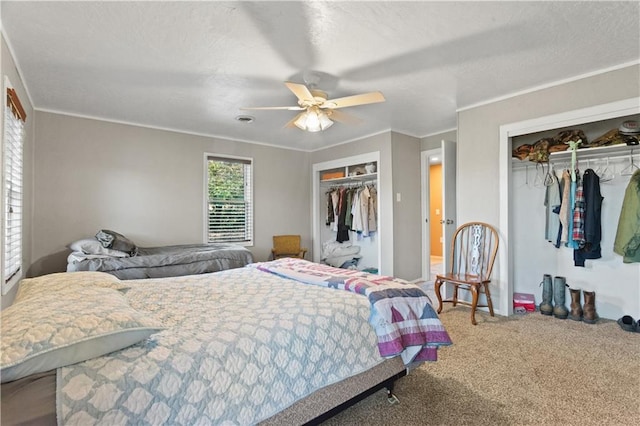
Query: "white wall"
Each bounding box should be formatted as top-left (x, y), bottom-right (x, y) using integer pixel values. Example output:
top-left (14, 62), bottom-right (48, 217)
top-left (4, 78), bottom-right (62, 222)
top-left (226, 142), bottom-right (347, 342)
top-left (421, 129), bottom-right (457, 151)
top-left (29, 113), bottom-right (424, 286)
top-left (391, 131), bottom-right (422, 280)
top-left (458, 64), bottom-right (640, 318)
top-left (30, 112), bottom-right (311, 277)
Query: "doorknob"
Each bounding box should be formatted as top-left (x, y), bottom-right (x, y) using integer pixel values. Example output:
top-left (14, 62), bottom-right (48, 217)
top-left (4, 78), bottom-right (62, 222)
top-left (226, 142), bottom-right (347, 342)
top-left (441, 219), bottom-right (454, 225)
top-left (446, 219), bottom-right (454, 225)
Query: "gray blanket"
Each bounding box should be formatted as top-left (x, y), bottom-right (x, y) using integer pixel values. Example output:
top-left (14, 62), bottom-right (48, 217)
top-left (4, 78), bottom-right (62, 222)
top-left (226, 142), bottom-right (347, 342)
top-left (67, 243), bottom-right (253, 279)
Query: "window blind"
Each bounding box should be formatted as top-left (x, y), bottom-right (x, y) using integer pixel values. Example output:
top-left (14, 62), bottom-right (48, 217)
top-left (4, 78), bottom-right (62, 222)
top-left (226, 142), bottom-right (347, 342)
top-left (4, 87), bottom-right (25, 284)
top-left (207, 156), bottom-right (253, 244)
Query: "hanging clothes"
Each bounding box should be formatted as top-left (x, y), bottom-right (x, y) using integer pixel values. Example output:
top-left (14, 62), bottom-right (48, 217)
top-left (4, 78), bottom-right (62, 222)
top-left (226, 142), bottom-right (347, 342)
top-left (564, 140), bottom-right (581, 249)
top-left (336, 187), bottom-right (350, 242)
top-left (545, 170), bottom-right (561, 243)
top-left (572, 172), bottom-right (585, 248)
top-left (368, 185), bottom-right (378, 233)
top-left (326, 191), bottom-right (335, 226)
top-left (350, 187), bottom-right (363, 233)
top-left (324, 183), bottom-right (378, 242)
top-left (358, 185), bottom-right (371, 237)
top-left (558, 170), bottom-right (571, 245)
top-left (613, 169), bottom-right (640, 263)
top-left (345, 188), bottom-right (353, 229)
top-left (330, 190), bottom-right (340, 232)
top-left (566, 169), bottom-right (578, 249)
top-left (574, 168), bottom-right (603, 266)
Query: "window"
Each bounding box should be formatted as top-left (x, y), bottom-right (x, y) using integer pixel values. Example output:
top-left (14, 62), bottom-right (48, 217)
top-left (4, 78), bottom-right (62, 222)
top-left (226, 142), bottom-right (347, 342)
top-left (206, 155), bottom-right (253, 244)
top-left (3, 85), bottom-right (26, 293)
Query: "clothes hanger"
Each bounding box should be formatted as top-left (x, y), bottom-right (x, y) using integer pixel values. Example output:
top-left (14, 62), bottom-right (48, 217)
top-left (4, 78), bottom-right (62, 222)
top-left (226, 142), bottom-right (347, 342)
top-left (533, 162), bottom-right (546, 187)
top-left (544, 162), bottom-right (556, 187)
top-left (595, 157), bottom-right (614, 182)
top-left (620, 150), bottom-right (639, 176)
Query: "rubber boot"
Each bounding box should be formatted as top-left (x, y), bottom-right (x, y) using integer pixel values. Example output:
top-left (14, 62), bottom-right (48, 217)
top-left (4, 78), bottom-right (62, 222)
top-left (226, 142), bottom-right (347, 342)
top-left (539, 274), bottom-right (553, 316)
top-left (552, 276), bottom-right (569, 319)
top-left (568, 288), bottom-right (583, 321)
top-left (582, 291), bottom-right (598, 324)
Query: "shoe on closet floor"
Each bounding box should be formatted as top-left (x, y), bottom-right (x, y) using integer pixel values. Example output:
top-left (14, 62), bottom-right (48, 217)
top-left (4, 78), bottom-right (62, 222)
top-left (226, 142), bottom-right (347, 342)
top-left (616, 315), bottom-right (639, 333)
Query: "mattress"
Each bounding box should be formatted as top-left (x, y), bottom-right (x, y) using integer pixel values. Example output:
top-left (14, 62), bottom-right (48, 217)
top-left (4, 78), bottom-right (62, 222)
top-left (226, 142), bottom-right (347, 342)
top-left (1, 357), bottom-right (407, 426)
top-left (2, 261), bottom-right (449, 424)
top-left (0, 358), bottom-right (406, 426)
top-left (67, 243), bottom-right (253, 279)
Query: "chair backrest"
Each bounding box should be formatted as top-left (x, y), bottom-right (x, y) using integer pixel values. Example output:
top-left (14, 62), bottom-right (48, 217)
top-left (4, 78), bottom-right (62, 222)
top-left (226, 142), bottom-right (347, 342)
top-left (272, 235), bottom-right (302, 255)
top-left (448, 222), bottom-right (499, 280)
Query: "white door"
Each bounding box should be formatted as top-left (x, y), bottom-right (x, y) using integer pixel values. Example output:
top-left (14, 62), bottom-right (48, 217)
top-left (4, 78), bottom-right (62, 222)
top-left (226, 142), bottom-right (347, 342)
top-left (441, 140), bottom-right (457, 274)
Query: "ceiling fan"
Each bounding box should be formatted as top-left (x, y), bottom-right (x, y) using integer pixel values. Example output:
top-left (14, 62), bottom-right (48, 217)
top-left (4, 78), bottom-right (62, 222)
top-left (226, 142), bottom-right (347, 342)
top-left (241, 82), bottom-right (385, 132)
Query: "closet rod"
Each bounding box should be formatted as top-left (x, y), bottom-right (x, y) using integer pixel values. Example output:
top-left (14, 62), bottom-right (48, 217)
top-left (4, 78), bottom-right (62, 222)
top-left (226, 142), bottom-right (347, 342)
top-left (550, 152), bottom-right (639, 167)
top-left (324, 181), bottom-right (377, 188)
top-left (513, 152), bottom-right (639, 170)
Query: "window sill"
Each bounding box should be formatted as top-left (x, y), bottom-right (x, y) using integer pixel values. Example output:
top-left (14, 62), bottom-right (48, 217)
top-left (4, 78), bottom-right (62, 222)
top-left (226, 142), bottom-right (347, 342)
top-left (2, 271), bottom-right (22, 296)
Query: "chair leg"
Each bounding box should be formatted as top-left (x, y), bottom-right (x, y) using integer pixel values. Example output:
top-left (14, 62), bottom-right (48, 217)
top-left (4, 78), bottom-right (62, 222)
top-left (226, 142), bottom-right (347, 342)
top-left (434, 278), bottom-right (444, 314)
top-left (484, 283), bottom-right (495, 317)
top-left (470, 285), bottom-right (480, 325)
top-left (452, 284), bottom-right (459, 307)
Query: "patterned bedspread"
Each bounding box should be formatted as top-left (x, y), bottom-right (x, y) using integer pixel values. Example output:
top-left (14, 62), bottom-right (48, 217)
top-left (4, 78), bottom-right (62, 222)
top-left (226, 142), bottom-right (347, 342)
top-left (57, 267), bottom-right (386, 425)
top-left (252, 258), bottom-right (452, 364)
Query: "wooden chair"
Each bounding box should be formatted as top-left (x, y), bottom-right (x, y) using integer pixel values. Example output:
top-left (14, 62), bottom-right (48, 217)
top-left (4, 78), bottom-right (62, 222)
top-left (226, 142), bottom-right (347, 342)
top-left (271, 235), bottom-right (307, 260)
top-left (434, 222), bottom-right (499, 325)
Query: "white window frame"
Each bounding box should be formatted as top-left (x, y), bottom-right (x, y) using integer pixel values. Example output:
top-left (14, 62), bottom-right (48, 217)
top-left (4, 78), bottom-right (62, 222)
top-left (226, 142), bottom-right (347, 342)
top-left (203, 153), bottom-right (254, 246)
top-left (2, 78), bottom-right (25, 295)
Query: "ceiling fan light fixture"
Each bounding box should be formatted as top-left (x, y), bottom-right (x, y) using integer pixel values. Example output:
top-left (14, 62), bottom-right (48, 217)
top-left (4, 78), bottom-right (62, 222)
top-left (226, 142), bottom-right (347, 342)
top-left (294, 107), bottom-right (333, 132)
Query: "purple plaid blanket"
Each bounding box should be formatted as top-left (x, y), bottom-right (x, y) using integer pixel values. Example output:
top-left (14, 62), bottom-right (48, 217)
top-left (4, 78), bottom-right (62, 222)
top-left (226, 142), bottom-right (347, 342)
top-left (251, 258), bottom-right (452, 364)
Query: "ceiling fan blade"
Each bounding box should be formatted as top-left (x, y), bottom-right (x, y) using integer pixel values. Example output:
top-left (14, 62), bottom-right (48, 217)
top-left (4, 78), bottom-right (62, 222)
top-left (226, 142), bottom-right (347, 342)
top-left (327, 109), bottom-right (363, 125)
top-left (240, 106), bottom-right (305, 111)
top-left (284, 112), bottom-right (305, 128)
top-left (323, 91), bottom-right (385, 109)
top-left (285, 82), bottom-right (315, 102)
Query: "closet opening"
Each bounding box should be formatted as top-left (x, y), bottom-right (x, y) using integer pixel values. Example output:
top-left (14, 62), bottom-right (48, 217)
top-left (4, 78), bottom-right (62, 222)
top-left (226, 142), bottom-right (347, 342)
top-left (312, 151), bottom-right (389, 275)
top-left (499, 97), bottom-right (640, 319)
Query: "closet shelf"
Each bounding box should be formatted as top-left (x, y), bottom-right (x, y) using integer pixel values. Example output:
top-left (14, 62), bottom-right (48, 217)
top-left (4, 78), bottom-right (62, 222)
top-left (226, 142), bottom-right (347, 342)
top-left (512, 143), bottom-right (638, 169)
top-left (320, 172), bottom-right (377, 184)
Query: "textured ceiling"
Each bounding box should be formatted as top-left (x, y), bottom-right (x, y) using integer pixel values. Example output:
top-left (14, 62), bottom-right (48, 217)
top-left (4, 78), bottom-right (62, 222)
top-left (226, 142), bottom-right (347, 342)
top-left (2, 1), bottom-right (639, 151)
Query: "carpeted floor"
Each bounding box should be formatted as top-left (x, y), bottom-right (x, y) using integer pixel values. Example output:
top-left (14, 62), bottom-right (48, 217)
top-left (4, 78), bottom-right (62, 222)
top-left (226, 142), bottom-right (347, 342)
top-left (322, 306), bottom-right (640, 425)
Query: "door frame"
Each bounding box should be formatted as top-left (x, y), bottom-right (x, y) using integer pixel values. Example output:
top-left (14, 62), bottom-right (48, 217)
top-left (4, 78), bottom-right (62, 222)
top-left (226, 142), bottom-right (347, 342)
top-left (311, 151), bottom-right (388, 274)
top-left (421, 149), bottom-right (440, 280)
top-left (421, 143), bottom-right (456, 281)
top-left (498, 97), bottom-right (639, 316)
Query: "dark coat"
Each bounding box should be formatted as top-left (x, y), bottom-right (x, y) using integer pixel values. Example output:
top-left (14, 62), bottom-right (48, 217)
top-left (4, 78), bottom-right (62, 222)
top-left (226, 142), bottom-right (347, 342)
top-left (574, 169), bottom-right (603, 266)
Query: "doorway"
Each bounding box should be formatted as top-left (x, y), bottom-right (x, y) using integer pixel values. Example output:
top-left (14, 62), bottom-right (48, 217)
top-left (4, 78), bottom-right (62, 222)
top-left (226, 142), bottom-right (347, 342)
top-left (421, 140), bottom-right (457, 284)
top-left (428, 161), bottom-right (444, 276)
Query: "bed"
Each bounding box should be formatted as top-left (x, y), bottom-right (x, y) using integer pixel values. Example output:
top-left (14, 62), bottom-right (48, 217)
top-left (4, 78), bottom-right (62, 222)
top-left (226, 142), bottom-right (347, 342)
top-left (65, 230), bottom-right (254, 279)
top-left (1, 259), bottom-right (452, 425)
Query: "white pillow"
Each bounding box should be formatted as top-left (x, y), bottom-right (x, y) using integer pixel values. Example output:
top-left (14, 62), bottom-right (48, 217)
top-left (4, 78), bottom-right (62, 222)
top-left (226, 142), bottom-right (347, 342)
top-left (1, 286), bottom-right (164, 383)
top-left (69, 239), bottom-right (130, 257)
top-left (14, 271), bottom-right (128, 303)
top-left (67, 251), bottom-right (120, 264)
